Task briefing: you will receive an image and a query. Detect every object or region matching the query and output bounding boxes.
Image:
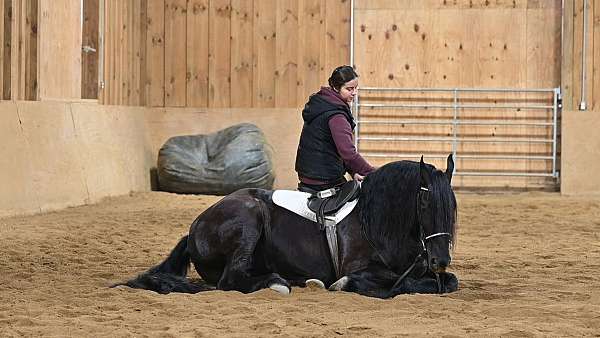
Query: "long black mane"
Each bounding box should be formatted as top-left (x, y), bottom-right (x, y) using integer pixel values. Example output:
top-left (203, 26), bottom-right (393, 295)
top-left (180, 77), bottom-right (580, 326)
top-left (358, 160), bottom-right (457, 272)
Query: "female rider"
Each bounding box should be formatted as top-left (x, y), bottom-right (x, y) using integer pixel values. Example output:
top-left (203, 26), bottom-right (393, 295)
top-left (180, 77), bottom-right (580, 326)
top-left (295, 65), bottom-right (375, 193)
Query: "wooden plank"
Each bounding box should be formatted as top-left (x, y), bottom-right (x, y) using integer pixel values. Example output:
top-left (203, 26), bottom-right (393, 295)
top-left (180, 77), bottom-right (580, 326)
top-left (112, 0), bottom-right (120, 104)
top-left (82, 0), bottom-right (99, 99)
top-left (114, 0), bottom-right (122, 104)
top-left (325, 0), bottom-right (350, 73)
top-left (125, 0), bottom-right (135, 105)
top-left (37, 0), bottom-right (82, 100)
top-left (120, 0), bottom-right (127, 104)
top-left (0, 0), bottom-right (4, 98)
top-left (10, 0), bottom-right (20, 100)
top-left (2, 0), bottom-right (10, 99)
top-left (230, 0), bottom-right (252, 107)
top-left (107, 0), bottom-right (116, 104)
top-left (208, 0), bottom-right (231, 107)
top-left (572, 0), bottom-right (583, 110)
top-left (298, 0), bottom-right (325, 104)
top-left (146, 0), bottom-right (164, 106)
top-left (164, 0), bottom-right (186, 106)
top-left (18, 0), bottom-right (25, 99)
top-left (138, 0), bottom-right (147, 106)
top-left (561, 0), bottom-right (574, 110)
top-left (132, 0), bottom-right (142, 106)
top-left (24, 0), bottom-right (37, 100)
top-left (102, 0), bottom-right (109, 104)
top-left (97, 0), bottom-right (104, 103)
top-left (594, 0), bottom-right (600, 110)
top-left (118, 0), bottom-right (125, 103)
top-left (124, 0), bottom-right (132, 105)
top-left (583, 0), bottom-right (593, 110)
top-left (525, 6), bottom-right (561, 88)
top-left (186, 0), bottom-right (209, 107)
top-left (253, 0), bottom-right (275, 107)
top-left (275, 0), bottom-right (299, 107)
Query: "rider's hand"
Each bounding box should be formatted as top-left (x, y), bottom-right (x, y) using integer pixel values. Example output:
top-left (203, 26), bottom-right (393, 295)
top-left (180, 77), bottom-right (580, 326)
top-left (353, 173), bottom-right (365, 182)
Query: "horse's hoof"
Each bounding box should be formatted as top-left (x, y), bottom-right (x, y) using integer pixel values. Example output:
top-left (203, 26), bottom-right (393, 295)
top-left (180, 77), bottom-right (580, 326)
top-left (269, 283), bottom-right (290, 295)
top-left (305, 279), bottom-right (325, 289)
top-left (328, 276), bottom-right (349, 291)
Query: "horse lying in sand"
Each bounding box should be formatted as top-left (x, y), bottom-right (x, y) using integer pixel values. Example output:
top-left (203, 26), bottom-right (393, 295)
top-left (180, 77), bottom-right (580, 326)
top-left (116, 155), bottom-right (458, 298)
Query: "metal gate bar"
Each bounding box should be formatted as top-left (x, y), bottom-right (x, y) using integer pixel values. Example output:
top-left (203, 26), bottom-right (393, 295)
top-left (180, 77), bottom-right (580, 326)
top-left (353, 87), bottom-right (561, 179)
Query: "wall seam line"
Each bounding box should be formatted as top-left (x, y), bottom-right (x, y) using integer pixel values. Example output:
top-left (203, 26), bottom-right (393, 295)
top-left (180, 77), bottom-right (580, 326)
top-left (69, 103), bottom-right (92, 204)
top-left (15, 102), bottom-right (42, 214)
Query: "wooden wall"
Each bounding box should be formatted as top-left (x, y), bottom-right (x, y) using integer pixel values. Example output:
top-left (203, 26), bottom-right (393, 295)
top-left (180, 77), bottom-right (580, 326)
top-left (353, 0), bottom-right (563, 190)
top-left (0, 0), bottom-right (83, 101)
top-left (101, 0), bottom-right (351, 108)
top-left (354, 0), bottom-right (561, 89)
top-left (1, 0), bottom-right (600, 112)
top-left (562, 0), bottom-right (600, 111)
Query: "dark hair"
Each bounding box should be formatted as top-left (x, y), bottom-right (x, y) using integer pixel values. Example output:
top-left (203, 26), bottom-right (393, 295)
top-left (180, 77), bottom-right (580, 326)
top-left (328, 65), bottom-right (358, 91)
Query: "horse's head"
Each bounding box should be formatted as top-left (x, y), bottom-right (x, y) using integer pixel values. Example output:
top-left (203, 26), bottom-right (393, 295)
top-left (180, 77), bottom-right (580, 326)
top-left (417, 154), bottom-right (457, 273)
top-left (358, 155), bottom-right (458, 276)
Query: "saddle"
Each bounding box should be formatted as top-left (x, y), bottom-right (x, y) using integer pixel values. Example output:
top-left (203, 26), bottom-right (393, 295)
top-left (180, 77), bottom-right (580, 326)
top-left (272, 180), bottom-right (361, 279)
top-left (306, 180), bottom-right (361, 228)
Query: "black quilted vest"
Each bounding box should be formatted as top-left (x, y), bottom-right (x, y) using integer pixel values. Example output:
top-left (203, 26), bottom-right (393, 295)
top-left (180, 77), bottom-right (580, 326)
top-left (295, 94), bottom-right (356, 182)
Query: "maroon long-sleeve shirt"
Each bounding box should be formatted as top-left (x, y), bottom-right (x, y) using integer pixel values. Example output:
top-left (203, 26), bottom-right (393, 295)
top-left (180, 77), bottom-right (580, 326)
top-left (328, 114), bottom-right (375, 176)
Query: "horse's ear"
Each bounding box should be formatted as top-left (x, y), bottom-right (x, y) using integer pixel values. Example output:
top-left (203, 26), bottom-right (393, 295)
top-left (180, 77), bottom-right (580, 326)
top-left (419, 156), bottom-right (432, 187)
top-left (446, 154), bottom-right (454, 183)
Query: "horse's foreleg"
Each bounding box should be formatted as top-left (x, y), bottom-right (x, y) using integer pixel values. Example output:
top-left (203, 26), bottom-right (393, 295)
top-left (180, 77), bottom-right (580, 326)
top-left (389, 272), bottom-right (458, 296)
top-left (328, 268), bottom-right (397, 299)
top-left (217, 268), bottom-right (290, 294)
top-left (216, 246), bottom-right (290, 294)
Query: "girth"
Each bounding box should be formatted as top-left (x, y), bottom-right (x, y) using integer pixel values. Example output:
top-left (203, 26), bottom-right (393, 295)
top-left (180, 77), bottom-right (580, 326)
top-left (306, 181), bottom-right (360, 278)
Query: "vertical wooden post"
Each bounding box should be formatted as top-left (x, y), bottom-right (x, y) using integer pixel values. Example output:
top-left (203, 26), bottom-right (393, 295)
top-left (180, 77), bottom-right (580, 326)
top-left (253, 0), bottom-right (276, 108)
top-left (208, 0), bottom-right (231, 107)
top-left (230, 0), bottom-right (253, 107)
top-left (186, 0), bottom-right (209, 107)
top-left (562, 0), bottom-right (574, 111)
top-left (82, 0), bottom-right (99, 99)
top-left (145, 0), bottom-right (164, 106)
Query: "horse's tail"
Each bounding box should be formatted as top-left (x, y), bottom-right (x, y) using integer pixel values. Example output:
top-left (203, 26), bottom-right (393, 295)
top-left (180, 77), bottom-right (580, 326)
top-left (112, 235), bottom-right (211, 294)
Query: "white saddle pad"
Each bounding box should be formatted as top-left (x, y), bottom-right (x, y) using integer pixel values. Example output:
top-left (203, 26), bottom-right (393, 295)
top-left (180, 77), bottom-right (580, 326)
top-left (272, 190), bottom-right (358, 226)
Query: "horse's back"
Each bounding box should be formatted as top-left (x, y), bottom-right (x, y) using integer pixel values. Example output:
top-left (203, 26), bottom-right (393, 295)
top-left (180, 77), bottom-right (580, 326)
top-left (188, 188), bottom-right (272, 241)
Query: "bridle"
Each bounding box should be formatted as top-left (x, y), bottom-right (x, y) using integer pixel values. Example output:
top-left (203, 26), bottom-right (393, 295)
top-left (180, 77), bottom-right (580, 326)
top-left (390, 186), bottom-right (453, 293)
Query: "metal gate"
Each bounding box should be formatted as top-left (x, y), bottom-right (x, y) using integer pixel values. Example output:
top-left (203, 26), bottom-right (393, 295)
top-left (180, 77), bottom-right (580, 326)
top-left (354, 87), bottom-right (561, 190)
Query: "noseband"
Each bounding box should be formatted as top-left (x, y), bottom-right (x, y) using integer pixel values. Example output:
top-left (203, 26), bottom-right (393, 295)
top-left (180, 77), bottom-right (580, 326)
top-left (391, 187), bottom-right (452, 293)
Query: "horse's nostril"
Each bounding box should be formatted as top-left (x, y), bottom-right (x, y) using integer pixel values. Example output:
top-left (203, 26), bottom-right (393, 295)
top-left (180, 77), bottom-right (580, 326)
top-left (430, 257), bottom-right (449, 270)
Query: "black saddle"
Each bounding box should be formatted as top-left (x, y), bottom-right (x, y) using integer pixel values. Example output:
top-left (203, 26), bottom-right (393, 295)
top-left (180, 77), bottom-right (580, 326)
top-left (307, 180), bottom-right (360, 227)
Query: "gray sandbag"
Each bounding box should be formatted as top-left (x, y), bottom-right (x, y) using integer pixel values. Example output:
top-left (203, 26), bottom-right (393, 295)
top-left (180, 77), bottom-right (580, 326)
top-left (157, 123), bottom-right (275, 195)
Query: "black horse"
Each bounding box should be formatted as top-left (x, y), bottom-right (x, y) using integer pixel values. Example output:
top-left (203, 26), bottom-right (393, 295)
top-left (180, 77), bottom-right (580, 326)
top-left (118, 155), bottom-right (458, 298)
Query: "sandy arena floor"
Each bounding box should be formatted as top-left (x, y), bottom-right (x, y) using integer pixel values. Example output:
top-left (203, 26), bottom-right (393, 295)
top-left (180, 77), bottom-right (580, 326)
top-left (1, 191), bottom-right (599, 337)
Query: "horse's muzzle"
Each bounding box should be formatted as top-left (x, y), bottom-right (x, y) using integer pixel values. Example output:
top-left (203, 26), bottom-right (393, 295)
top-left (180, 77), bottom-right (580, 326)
top-left (430, 257), bottom-right (450, 273)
